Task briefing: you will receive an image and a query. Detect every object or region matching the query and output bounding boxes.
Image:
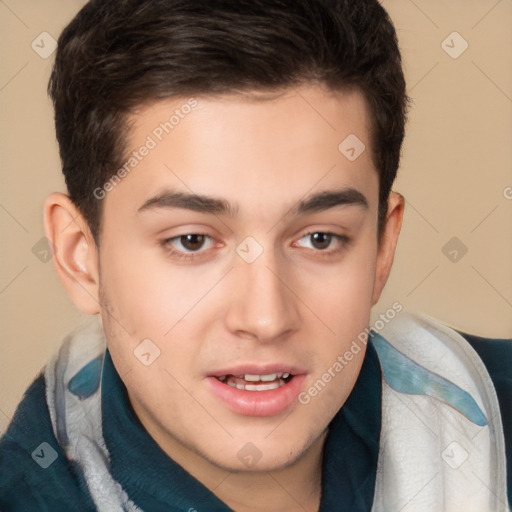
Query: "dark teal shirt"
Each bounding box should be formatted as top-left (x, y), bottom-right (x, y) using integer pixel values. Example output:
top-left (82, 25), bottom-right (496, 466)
top-left (0, 332), bottom-right (510, 511)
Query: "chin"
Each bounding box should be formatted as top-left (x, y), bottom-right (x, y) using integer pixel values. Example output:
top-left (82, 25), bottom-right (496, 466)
top-left (203, 429), bottom-right (323, 474)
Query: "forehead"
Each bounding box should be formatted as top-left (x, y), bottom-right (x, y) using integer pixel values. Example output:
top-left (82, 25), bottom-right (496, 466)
top-left (105, 85), bottom-right (377, 222)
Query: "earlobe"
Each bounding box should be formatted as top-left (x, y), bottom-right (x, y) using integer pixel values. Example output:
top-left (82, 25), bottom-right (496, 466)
top-left (43, 192), bottom-right (101, 315)
top-left (371, 191), bottom-right (405, 306)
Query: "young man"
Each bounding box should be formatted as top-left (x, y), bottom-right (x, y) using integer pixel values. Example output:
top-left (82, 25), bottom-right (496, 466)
top-left (1, 0), bottom-right (510, 511)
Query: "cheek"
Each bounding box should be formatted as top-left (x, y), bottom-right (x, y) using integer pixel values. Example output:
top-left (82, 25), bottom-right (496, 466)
top-left (294, 237), bottom-right (377, 333)
top-left (99, 239), bottom-right (202, 335)
top-left (97, 239), bottom-right (217, 380)
top-left (290, 234), bottom-right (377, 407)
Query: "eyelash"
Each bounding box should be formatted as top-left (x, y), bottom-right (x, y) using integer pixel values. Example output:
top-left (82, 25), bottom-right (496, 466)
top-left (294, 232), bottom-right (351, 257)
top-left (161, 231), bottom-right (351, 262)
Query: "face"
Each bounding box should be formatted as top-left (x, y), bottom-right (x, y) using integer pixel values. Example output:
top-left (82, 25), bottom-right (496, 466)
top-left (97, 85), bottom-right (386, 473)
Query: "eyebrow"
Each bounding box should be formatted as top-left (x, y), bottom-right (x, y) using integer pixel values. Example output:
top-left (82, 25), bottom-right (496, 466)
top-left (137, 187), bottom-right (368, 217)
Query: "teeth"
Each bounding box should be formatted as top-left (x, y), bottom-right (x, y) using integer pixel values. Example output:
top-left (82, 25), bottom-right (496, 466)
top-left (246, 382), bottom-right (281, 391)
top-left (217, 371), bottom-right (293, 391)
top-left (244, 372), bottom-right (282, 382)
top-left (226, 380), bottom-right (283, 391)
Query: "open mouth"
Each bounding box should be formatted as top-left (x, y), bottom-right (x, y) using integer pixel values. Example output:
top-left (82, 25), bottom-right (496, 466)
top-left (207, 369), bottom-right (306, 416)
top-left (216, 372), bottom-right (294, 391)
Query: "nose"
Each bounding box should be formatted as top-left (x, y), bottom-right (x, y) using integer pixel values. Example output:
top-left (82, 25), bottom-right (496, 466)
top-left (224, 249), bottom-right (302, 342)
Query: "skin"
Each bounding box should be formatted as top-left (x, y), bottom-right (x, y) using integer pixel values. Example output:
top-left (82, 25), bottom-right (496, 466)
top-left (45, 84), bottom-right (404, 512)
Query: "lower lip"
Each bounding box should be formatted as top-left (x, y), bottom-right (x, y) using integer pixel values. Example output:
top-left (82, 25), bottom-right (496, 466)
top-left (206, 375), bottom-right (307, 417)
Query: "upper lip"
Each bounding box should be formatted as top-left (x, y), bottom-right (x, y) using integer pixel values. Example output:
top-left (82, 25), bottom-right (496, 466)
top-left (208, 363), bottom-right (307, 378)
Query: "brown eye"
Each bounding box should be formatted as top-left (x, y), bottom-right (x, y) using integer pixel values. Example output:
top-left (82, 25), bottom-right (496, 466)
top-left (309, 232), bottom-right (332, 250)
top-left (179, 234), bottom-right (206, 251)
top-left (162, 233), bottom-right (217, 262)
top-left (294, 231), bottom-right (350, 256)
top-left (164, 233), bottom-right (214, 254)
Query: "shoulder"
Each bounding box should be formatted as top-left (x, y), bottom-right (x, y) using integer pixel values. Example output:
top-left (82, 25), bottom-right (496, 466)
top-left (0, 373), bottom-right (95, 512)
top-left (456, 330), bottom-right (512, 508)
top-left (456, 331), bottom-right (512, 378)
top-left (455, 330), bottom-right (512, 433)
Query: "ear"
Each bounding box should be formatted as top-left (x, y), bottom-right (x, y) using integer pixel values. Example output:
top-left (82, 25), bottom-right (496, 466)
top-left (43, 192), bottom-right (101, 315)
top-left (371, 191), bottom-right (405, 306)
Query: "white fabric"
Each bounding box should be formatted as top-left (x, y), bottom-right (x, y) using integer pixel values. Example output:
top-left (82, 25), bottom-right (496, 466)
top-left (45, 318), bottom-right (142, 512)
top-left (372, 311), bottom-right (509, 512)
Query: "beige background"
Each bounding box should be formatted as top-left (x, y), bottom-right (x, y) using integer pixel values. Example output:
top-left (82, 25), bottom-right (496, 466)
top-left (1, 0), bottom-right (511, 434)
